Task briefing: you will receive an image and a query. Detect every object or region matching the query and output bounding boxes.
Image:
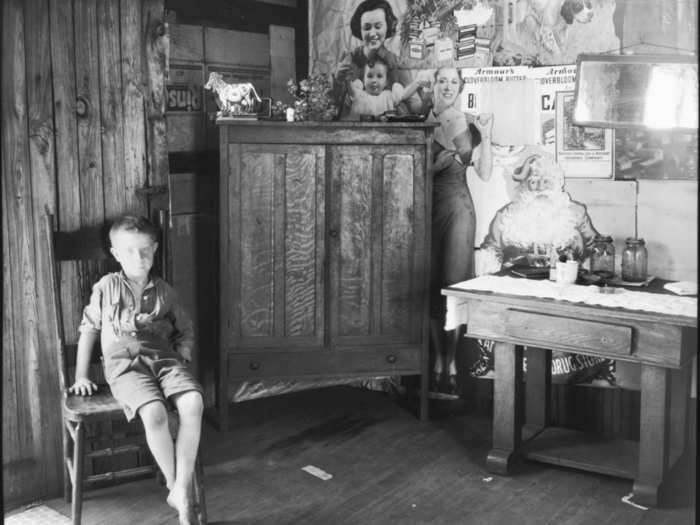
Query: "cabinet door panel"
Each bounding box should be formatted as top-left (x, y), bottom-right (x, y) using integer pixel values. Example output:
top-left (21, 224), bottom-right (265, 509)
top-left (230, 144), bottom-right (325, 348)
top-left (329, 145), bottom-right (426, 346)
top-left (239, 151), bottom-right (275, 337)
top-left (337, 153), bottom-right (373, 335)
top-left (381, 153), bottom-right (417, 335)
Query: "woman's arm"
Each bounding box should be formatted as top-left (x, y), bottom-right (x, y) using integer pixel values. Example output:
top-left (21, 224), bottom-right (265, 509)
top-left (473, 113), bottom-right (493, 182)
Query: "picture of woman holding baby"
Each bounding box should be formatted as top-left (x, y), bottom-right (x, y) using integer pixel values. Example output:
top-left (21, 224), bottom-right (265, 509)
top-left (332, 0), bottom-right (404, 119)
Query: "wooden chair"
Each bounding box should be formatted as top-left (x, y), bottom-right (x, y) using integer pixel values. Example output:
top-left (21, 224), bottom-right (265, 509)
top-left (44, 210), bottom-right (206, 525)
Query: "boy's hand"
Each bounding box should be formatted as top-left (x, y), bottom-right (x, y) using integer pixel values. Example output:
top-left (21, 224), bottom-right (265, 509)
top-left (177, 345), bottom-right (192, 364)
top-left (69, 377), bottom-right (98, 396)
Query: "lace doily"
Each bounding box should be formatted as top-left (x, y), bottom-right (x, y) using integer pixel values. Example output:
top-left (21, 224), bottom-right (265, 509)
top-left (445, 275), bottom-right (697, 330)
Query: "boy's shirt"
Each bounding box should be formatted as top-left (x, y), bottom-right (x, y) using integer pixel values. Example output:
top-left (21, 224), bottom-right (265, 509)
top-left (79, 271), bottom-right (194, 381)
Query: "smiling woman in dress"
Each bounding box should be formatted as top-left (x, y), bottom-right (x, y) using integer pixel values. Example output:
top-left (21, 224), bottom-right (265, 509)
top-left (423, 66), bottom-right (494, 394)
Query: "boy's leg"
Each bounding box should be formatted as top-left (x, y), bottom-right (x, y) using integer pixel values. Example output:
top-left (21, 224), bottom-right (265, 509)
top-left (138, 400), bottom-right (176, 489)
top-left (168, 390), bottom-right (204, 510)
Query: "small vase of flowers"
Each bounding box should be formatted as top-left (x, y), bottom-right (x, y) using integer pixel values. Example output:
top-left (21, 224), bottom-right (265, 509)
top-left (271, 74), bottom-right (338, 122)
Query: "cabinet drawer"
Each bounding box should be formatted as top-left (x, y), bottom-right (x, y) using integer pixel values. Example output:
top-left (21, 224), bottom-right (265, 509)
top-left (503, 309), bottom-right (632, 356)
top-left (228, 347), bottom-right (421, 380)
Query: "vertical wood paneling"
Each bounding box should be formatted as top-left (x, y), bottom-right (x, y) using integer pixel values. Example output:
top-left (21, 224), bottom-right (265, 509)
top-left (338, 151), bottom-right (372, 336)
top-left (2, 187), bottom-right (21, 497)
top-left (25, 0), bottom-right (63, 496)
top-left (381, 153), bottom-right (414, 335)
top-left (411, 147), bottom-right (427, 344)
top-left (98, 0), bottom-right (127, 220)
top-left (49, 0), bottom-right (83, 343)
top-left (121, 0), bottom-right (148, 214)
top-left (3, 0), bottom-right (168, 507)
top-left (273, 153), bottom-right (286, 337)
top-left (75, 0), bottom-right (105, 226)
top-left (284, 151), bottom-right (318, 337)
top-left (143, 0), bottom-right (168, 187)
top-left (50, 0), bottom-right (80, 230)
top-left (2, 0), bottom-right (42, 501)
top-left (240, 150), bottom-right (275, 337)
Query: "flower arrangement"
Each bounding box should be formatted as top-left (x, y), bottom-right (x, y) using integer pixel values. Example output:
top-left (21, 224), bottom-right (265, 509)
top-left (271, 74), bottom-right (338, 121)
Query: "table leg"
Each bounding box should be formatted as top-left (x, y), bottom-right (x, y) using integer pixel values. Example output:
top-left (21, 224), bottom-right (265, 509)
top-left (668, 365), bottom-right (690, 467)
top-left (633, 364), bottom-right (670, 506)
top-left (487, 341), bottom-right (523, 475)
top-left (525, 347), bottom-right (551, 430)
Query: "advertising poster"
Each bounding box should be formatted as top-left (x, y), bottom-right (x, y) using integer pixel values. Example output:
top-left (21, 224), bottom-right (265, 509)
top-left (555, 90), bottom-right (614, 178)
top-left (459, 66), bottom-right (539, 145)
top-left (532, 65), bottom-right (576, 156)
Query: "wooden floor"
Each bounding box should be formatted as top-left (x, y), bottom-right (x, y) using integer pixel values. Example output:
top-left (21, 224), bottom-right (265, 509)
top-left (43, 386), bottom-right (695, 525)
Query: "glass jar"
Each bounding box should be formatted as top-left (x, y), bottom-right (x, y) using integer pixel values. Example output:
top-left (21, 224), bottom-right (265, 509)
top-left (590, 235), bottom-right (615, 279)
top-left (621, 237), bottom-right (648, 282)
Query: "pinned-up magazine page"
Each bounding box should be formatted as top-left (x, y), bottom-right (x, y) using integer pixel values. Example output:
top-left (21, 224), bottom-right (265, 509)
top-left (555, 90), bottom-right (614, 178)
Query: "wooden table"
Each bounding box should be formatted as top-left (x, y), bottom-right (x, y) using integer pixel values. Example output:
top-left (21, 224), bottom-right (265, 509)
top-left (443, 277), bottom-right (697, 507)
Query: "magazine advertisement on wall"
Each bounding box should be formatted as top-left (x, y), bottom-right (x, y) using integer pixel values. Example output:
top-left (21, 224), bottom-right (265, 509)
top-left (310, 0), bottom-right (620, 75)
top-left (555, 90), bottom-right (614, 178)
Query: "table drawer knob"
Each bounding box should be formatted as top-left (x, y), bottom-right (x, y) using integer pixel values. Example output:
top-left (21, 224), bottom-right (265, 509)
top-left (249, 361), bottom-right (261, 371)
top-left (386, 354), bottom-right (397, 364)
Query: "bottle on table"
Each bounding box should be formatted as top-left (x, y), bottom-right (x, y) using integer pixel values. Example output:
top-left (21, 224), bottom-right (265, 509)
top-left (590, 234), bottom-right (615, 280)
top-left (621, 237), bottom-right (648, 282)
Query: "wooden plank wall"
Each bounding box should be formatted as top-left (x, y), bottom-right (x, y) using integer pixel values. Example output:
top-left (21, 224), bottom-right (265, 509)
top-left (1, 0), bottom-right (167, 508)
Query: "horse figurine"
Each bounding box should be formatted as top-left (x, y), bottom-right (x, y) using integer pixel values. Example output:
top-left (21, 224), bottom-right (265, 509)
top-left (204, 72), bottom-right (262, 117)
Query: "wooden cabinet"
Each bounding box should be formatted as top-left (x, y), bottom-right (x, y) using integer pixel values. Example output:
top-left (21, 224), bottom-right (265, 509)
top-left (216, 121), bottom-right (435, 429)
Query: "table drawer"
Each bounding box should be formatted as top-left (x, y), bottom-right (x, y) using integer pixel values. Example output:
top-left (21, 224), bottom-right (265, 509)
top-left (503, 309), bottom-right (632, 356)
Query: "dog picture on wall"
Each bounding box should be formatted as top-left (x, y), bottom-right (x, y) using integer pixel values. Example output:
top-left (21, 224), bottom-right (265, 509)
top-left (497, 0), bottom-right (619, 65)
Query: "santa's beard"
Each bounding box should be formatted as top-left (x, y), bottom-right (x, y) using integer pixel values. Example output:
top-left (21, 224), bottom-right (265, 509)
top-left (499, 189), bottom-right (578, 250)
top-left (517, 188), bottom-right (569, 207)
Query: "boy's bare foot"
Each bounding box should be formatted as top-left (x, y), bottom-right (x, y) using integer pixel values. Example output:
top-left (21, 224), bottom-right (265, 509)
top-left (167, 487), bottom-right (197, 525)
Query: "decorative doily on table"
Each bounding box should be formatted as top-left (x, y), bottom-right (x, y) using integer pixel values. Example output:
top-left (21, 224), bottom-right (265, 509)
top-left (445, 275), bottom-right (697, 330)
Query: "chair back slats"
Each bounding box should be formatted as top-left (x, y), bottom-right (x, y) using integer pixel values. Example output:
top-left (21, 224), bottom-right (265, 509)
top-left (44, 212), bottom-right (69, 393)
top-left (53, 226), bottom-right (111, 262)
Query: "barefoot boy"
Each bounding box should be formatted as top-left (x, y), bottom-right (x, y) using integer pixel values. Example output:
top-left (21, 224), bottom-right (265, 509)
top-left (70, 215), bottom-right (204, 525)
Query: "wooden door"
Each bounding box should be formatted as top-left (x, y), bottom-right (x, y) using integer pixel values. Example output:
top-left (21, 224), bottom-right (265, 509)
top-left (327, 145), bottom-right (427, 360)
top-left (221, 143), bottom-right (326, 355)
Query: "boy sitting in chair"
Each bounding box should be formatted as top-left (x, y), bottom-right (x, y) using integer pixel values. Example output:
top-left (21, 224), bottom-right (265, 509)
top-left (69, 215), bottom-right (204, 525)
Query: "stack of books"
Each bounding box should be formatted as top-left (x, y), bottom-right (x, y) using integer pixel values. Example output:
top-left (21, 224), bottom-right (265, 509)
top-left (456, 23), bottom-right (476, 61)
top-left (407, 19), bottom-right (426, 59)
top-left (454, 4), bottom-right (495, 66)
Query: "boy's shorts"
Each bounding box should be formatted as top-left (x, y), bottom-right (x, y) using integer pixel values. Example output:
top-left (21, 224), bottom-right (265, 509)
top-left (108, 354), bottom-right (203, 421)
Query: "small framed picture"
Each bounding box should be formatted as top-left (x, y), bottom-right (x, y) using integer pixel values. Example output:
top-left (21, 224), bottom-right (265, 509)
top-left (257, 97), bottom-right (272, 118)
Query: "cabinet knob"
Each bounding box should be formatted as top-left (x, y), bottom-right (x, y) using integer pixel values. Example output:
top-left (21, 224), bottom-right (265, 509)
top-left (386, 354), bottom-right (397, 364)
top-left (249, 361), bottom-right (261, 371)
top-left (329, 229), bottom-right (338, 238)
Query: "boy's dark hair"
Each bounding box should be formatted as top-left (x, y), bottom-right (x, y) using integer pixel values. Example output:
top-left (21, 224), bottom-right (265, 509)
top-left (109, 215), bottom-right (159, 244)
top-left (350, 0), bottom-right (398, 40)
top-left (365, 49), bottom-right (389, 70)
